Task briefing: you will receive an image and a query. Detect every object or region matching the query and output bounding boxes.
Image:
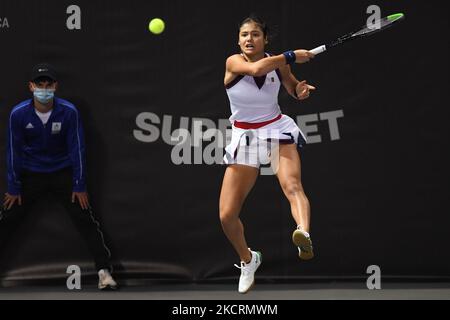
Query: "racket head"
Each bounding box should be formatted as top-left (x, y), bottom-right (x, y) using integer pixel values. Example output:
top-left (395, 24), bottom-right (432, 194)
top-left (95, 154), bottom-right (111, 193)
top-left (352, 13), bottom-right (405, 37)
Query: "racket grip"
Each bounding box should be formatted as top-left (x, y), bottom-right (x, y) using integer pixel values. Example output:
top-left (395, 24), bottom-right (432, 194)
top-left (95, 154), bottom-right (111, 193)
top-left (310, 45), bottom-right (327, 55)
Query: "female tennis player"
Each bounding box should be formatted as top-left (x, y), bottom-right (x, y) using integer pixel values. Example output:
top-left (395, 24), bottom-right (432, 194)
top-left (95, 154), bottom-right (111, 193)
top-left (220, 14), bottom-right (316, 293)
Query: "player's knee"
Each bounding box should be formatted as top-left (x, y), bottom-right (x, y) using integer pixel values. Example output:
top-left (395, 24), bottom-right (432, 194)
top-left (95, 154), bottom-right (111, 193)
top-left (281, 179), bottom-right (304, 198)
top-left (219, 205), bottom-right (240, 226)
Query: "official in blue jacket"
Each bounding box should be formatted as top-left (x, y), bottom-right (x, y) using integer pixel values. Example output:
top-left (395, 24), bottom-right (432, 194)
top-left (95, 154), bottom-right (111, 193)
top-left (1, 63), bottom-right (117, 290)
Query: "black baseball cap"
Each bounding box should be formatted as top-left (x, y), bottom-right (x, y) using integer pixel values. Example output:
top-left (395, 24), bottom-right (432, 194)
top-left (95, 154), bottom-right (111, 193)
top-left (31, 63), bottom-right (57, 82)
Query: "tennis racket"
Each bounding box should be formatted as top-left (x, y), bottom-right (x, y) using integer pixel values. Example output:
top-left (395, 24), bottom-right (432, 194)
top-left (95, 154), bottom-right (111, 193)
top-left (310, 13), bottom-right (405, 55)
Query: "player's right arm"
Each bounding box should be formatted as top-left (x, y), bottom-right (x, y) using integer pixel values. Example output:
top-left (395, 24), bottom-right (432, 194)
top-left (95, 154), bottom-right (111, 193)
top-left (226, 50), bottom-right (314, 78)
top-left (5, 110), bottom-right (24, 209)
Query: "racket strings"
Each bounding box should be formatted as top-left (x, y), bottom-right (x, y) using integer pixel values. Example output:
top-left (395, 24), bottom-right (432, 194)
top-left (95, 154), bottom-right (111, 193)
top-left (353, 15), bottom-right (403, 37)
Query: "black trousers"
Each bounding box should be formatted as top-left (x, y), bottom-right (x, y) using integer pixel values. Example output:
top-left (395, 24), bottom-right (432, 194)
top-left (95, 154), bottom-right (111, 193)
top-left (0, 168), bottom-right (111, 271)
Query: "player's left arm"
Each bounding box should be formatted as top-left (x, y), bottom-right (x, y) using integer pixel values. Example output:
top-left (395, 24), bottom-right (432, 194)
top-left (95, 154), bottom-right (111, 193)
top-left (66, 108), bottom-right (90, 210)
top-left (279, 64), bottom-right (316, 100)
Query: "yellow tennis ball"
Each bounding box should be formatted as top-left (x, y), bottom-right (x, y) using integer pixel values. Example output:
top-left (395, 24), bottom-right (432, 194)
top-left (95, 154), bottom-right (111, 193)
top-left (149, 18), bottom-right (165, 35)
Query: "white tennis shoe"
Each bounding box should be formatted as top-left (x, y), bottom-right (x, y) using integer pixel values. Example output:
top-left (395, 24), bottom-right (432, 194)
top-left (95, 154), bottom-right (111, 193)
top-left (98, 269), bottom-right (118, 290)
top-left (234, 249), bottom-right (262, 294)
top-left (292, 228), bottom-right (314, 260)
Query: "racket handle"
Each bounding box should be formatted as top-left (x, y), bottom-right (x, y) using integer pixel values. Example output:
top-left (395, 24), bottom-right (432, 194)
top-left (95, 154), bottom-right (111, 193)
top-left (310, 45), bottom-right (327, 55)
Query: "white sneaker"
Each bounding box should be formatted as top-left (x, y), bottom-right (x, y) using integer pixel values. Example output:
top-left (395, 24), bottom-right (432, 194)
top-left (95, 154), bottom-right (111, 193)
top-left (234, 250), bottom-right (262, 294)
top-left (98, 269), bottom-right (118, 290)
top-left (292, 229), bottom-right (314, 260)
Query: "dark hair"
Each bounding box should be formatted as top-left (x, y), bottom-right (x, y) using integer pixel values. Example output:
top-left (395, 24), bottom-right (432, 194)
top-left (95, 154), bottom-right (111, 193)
top-left (239, 14), bottom-right (269, 38)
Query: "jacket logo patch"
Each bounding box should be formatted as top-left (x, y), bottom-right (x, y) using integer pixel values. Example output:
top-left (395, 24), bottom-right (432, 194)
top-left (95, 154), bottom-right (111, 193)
top-left (266, 77), bottom-right (275, 84)
top-left (51, 122), bottom-right (62, 134)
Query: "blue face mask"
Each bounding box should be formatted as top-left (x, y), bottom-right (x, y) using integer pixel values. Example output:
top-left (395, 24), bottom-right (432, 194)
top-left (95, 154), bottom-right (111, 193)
top-left (33, 88), bottom-right (55, 104)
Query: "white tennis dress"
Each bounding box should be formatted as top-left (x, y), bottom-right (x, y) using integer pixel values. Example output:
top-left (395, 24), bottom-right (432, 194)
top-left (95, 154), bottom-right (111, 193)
top-left (223, 55), bottom-right (307, 168)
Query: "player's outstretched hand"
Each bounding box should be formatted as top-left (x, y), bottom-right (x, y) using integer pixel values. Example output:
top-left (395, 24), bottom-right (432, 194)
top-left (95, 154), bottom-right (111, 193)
top-left (296, 80), bottom-right (316, 100)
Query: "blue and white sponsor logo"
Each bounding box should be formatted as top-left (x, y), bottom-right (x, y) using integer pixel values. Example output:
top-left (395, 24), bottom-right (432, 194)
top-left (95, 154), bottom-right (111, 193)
top-left (52, 122), bottom-right (62, 134)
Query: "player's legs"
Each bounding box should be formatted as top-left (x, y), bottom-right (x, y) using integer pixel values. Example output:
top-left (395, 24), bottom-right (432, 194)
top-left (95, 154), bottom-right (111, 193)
top-left (51, 169), bottom-right (112, 272)
top-left (219, 164), bottom-right (261, 293)
top-left (276, 144), bottom-right (310, 230)
top-left (0, 204), bottom-right (29, 254)
top-left (0, 172), bottom-right (44, 270)
top-left (219, 164), bottom-right (259, 263)
top-left (0, 204), bottom-right (29, 275)
top-left (276, 144), bottom-right (314, 259)
top-left (63, 204), bottom-right (112, 271)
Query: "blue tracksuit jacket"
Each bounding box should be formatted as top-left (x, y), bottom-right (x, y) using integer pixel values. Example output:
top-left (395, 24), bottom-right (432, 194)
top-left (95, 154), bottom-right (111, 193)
top-left (6, 97), bottom-right (86, 195)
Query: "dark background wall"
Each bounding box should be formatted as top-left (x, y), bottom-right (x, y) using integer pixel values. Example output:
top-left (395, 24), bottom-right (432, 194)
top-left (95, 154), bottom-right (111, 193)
top-left (0, 0), bottom-right (448, 284)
